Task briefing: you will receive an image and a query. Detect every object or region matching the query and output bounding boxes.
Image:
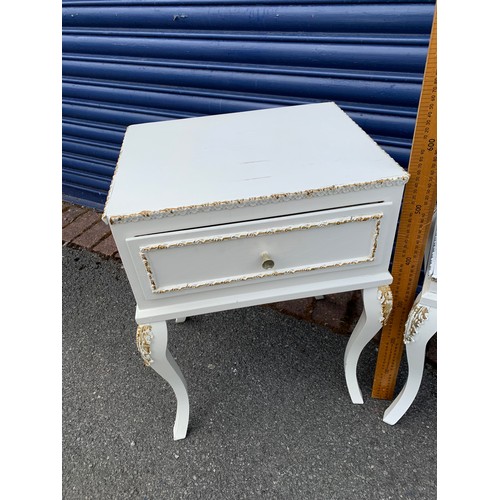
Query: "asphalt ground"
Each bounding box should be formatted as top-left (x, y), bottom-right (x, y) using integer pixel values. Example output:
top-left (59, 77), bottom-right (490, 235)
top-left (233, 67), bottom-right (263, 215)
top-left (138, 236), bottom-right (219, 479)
top-left (62, 245), bottom-right (437, 500)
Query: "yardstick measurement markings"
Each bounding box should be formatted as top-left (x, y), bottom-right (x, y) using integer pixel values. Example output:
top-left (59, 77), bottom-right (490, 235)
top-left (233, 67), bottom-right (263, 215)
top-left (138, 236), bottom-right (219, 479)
top-left (371, 9), bottom-right (437, 400)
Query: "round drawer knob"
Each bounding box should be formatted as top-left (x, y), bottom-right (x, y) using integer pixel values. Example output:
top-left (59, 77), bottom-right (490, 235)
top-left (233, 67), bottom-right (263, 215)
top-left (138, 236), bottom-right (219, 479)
top-left (261, 252), bottom-right (275, 270)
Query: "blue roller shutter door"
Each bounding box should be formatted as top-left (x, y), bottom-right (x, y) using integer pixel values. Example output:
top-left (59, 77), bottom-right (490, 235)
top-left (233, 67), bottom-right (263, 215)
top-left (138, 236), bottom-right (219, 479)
top-left (62, 0), bottom-right (435, 209)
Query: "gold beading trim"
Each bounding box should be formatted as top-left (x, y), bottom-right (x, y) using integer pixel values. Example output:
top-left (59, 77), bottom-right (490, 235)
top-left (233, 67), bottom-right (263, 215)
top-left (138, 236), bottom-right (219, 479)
top-left (108, 175), bottom-right (408, 225)
top-left (140, 213), bottom-right (382, 294)
top-left (404, 304), bottom-right (429, 344)
top-left (136, 324), bottom-right (154, 366)
top-left (377, 285), bottom-right (393, 325)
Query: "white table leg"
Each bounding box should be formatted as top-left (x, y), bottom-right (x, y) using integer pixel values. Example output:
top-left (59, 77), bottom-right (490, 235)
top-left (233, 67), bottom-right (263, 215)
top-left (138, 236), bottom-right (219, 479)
top-left (383, 302), bottom-right (437, 425)
top-left (136, 322), bottom-right (190, 440)
top-left (175, 317), bottom-right (187, 323)
top-left (344, 286), bottom-right (393, 404)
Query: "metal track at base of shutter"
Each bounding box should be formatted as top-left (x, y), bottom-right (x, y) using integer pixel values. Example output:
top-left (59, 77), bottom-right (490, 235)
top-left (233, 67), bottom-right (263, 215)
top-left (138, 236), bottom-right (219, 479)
top-left (62, 0), bottom-right (436, 209)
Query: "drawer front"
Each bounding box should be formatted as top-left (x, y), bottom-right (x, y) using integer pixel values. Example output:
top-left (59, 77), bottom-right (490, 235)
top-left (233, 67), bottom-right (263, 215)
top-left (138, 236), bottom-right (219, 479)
top-left (126, 203), bottom-right (390, 299)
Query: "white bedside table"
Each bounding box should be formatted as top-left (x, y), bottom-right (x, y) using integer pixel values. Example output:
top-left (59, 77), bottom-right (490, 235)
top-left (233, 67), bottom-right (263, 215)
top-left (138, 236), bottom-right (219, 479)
top-left (383, 212), bottom-right (437, 425)
top-left (103, 102), bottom-right (409, 440)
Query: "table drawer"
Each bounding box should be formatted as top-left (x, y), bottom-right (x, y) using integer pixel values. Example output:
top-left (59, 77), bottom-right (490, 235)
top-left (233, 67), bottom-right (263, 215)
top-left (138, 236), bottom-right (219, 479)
top-left (126, 203), bottom-right (390, 299)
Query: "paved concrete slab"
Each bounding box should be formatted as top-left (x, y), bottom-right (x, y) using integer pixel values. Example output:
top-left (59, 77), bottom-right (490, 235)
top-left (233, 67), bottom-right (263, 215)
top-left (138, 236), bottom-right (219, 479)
top-left (63, 246), bottom-right (437, 499)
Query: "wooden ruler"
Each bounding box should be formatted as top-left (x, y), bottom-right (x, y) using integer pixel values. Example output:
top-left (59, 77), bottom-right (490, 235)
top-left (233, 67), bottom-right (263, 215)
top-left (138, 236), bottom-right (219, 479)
top-left (371, 9), bottom-right (437, 400)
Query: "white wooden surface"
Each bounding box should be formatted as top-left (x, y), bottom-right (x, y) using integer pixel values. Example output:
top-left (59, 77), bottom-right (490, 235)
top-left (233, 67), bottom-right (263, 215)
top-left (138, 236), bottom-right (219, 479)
top-left (344, 287), bottom-right (386, 403)
top-left (103, 102), bottom-right (407, 224)
top-left (104, 102), bottom-right (408, 439)
top-left (149, 322), bottom-right (190, 440)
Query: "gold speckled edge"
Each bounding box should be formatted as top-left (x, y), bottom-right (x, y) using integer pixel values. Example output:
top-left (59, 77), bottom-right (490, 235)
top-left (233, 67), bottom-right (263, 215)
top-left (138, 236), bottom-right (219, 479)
top-left (377, 285), bottom-right (393, 325)
top-left (404, 303), bottom-right (429, 344)
top-left (101, 134), bottom-right (127, 225)
top-left (140, 213), bottom-right (383, 294)
top-left (136, 324), bottom-right (154, 366)
top-left (108, 175), bottom-right (409, 225)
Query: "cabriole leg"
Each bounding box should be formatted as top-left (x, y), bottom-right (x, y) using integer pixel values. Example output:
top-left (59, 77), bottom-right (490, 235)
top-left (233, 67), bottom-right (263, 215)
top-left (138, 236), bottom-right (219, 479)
top-left (344, 286), bottom-right (393, 404)
top-left (136, 322), bottom-right (190, 440)
top-left (383, 304), bottom-right (437, 425)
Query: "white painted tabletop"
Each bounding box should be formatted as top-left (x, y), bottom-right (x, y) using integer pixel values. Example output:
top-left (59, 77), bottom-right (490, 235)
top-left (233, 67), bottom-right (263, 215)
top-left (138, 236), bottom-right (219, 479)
top-left (104, 102), bottom-right (408, 221)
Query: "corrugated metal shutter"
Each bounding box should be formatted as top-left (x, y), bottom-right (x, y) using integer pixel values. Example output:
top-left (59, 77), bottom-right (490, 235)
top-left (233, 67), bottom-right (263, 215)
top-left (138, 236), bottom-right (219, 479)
top-left (62, 0), bottom-right (436, 209)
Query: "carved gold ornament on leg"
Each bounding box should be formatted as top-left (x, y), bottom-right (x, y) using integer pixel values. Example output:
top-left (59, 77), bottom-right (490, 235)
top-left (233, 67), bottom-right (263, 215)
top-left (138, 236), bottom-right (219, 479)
top-left (377, 285), bottom-right (393, 325)
top-left (404, 304), bottom-right (429, 344)
top-left (136, 324), bottom-right (154, 366)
